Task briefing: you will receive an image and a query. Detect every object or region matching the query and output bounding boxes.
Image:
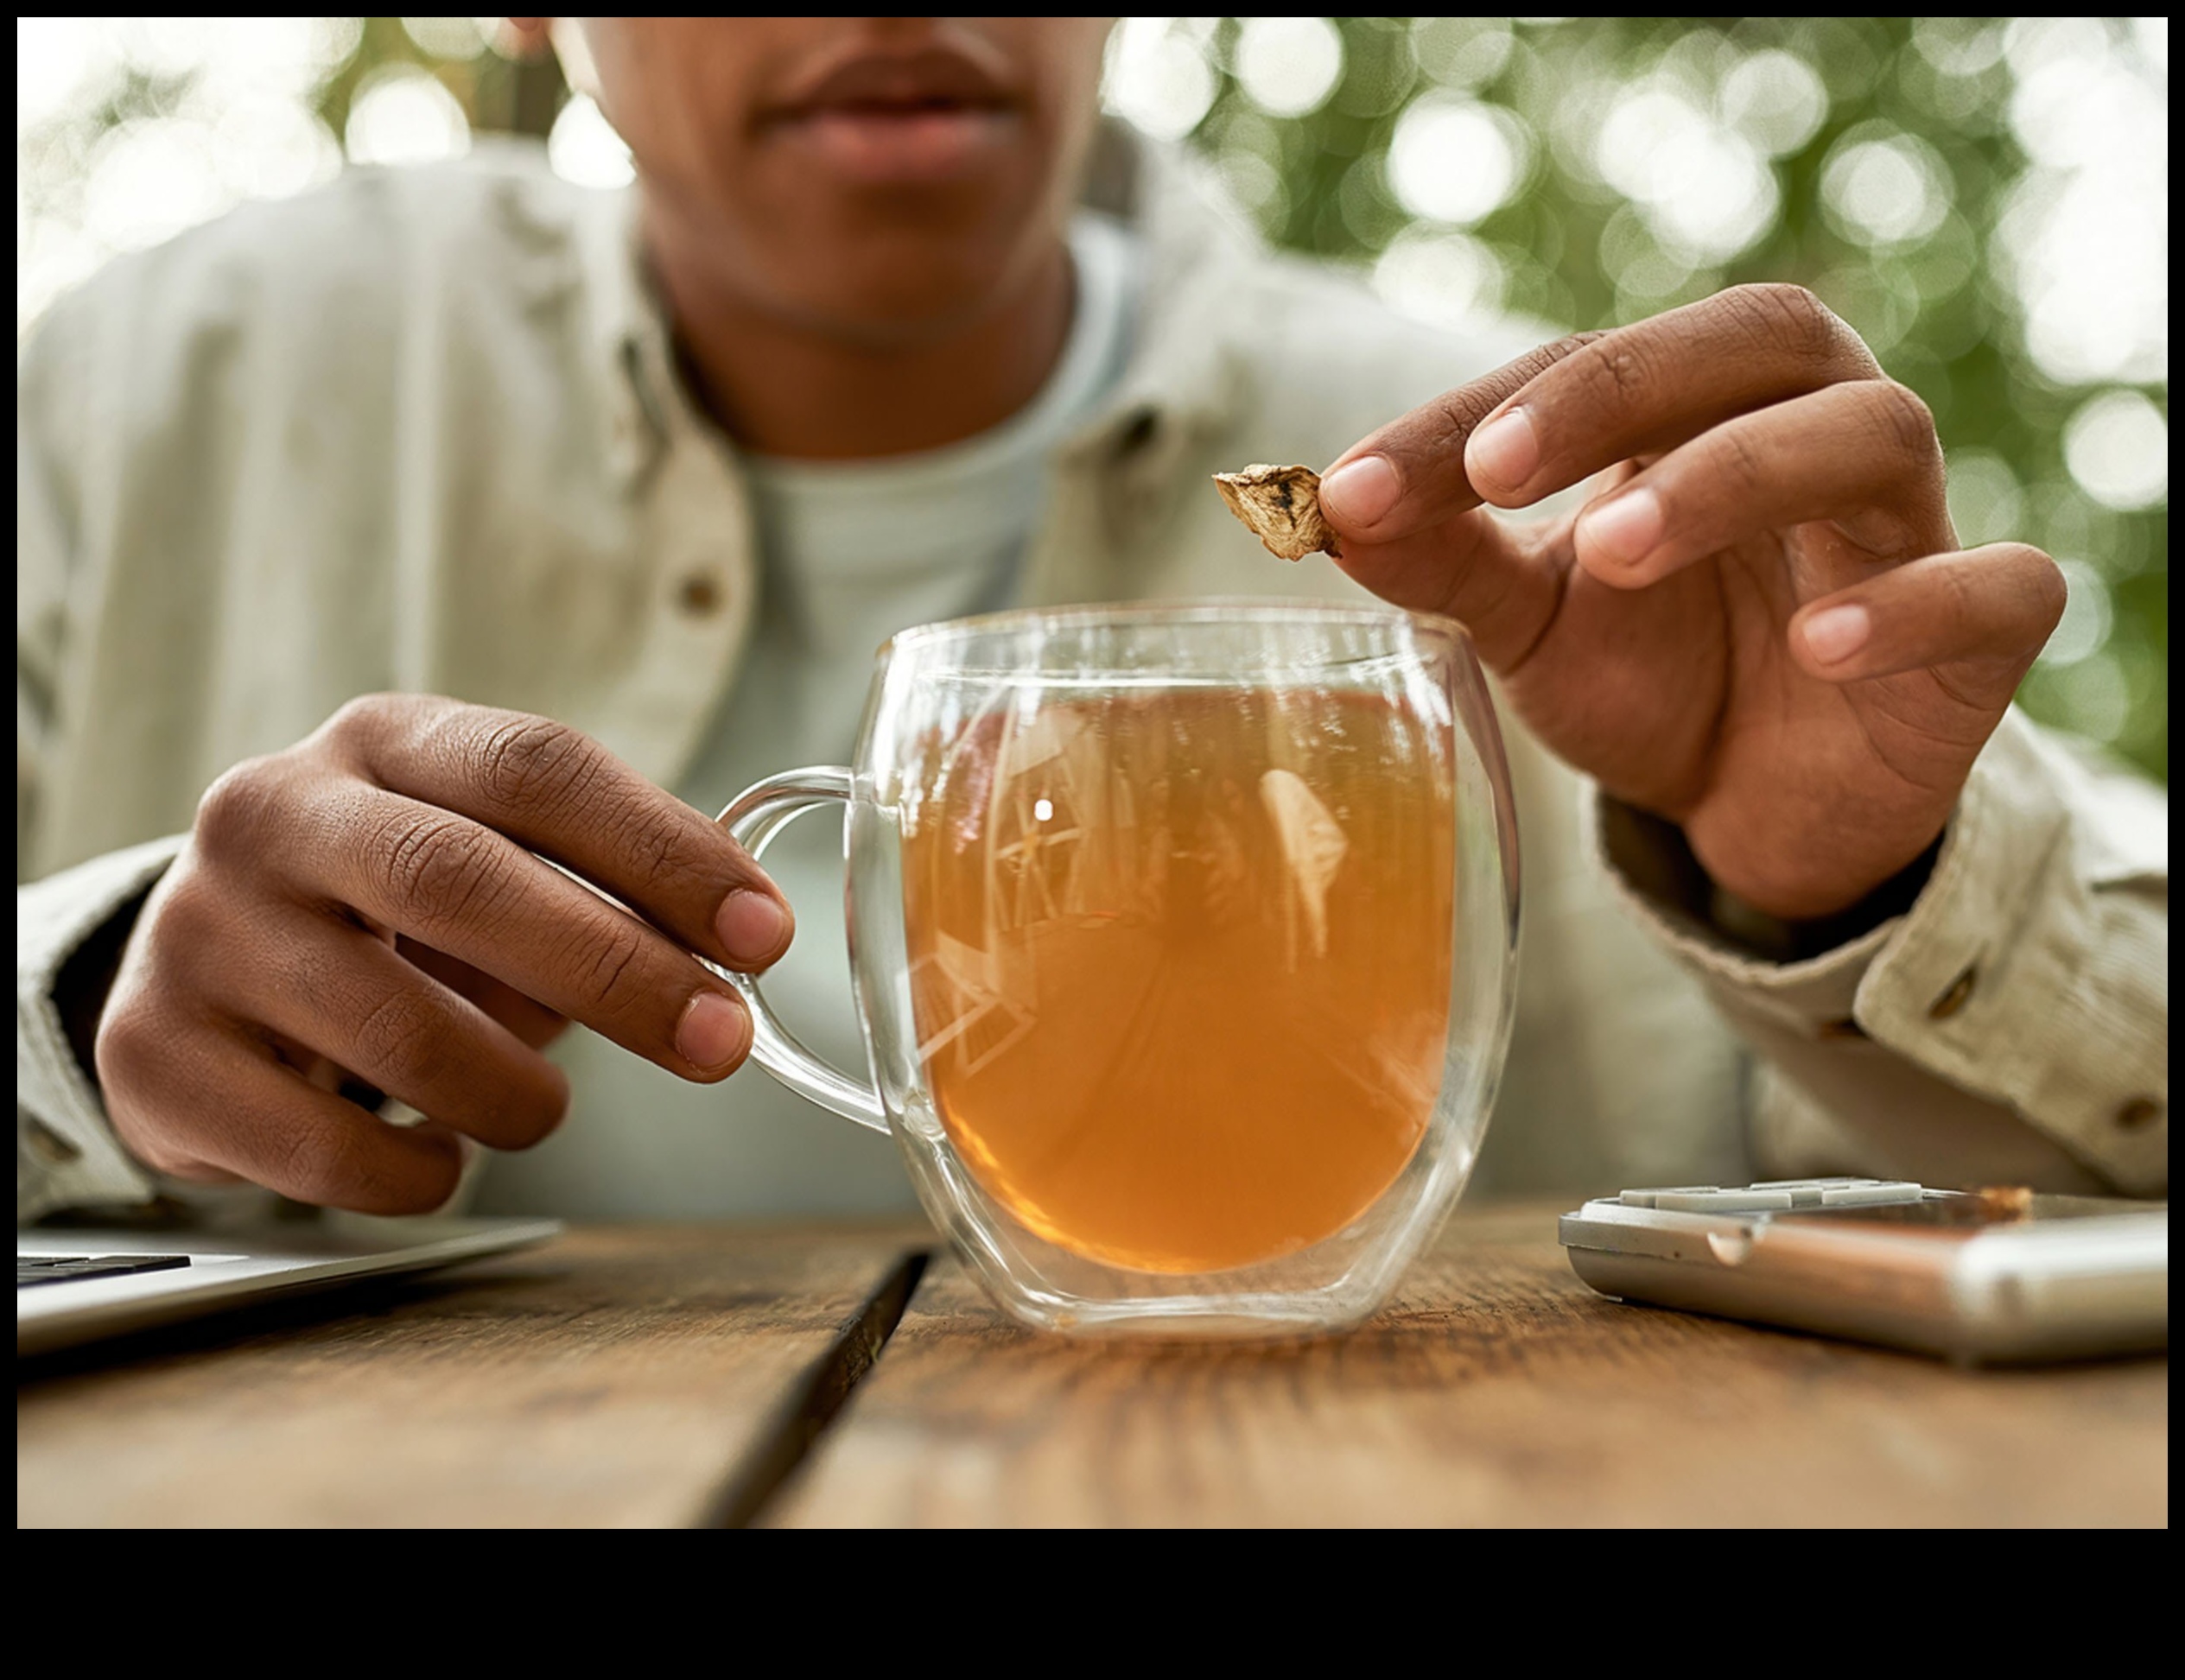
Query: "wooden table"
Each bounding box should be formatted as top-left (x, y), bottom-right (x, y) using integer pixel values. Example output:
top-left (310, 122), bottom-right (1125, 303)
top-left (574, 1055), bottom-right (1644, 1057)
top-left (17, 1202), bottom-right (2166, 1527)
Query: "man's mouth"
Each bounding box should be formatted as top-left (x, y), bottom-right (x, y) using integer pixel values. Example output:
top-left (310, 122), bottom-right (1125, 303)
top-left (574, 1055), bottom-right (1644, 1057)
top-left (761, 45), bottom-right (1023, 184)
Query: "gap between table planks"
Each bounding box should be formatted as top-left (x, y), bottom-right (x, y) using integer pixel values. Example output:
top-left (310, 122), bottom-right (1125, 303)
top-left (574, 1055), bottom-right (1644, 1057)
top-left (17, 1226), bottom-right (925, 1528)
top-left (765, 1201), bottom-right (2169, 1527)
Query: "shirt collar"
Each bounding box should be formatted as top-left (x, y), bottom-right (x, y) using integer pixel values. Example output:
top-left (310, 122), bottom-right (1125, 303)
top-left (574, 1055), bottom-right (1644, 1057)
top-left (1056, 139), bottom-right (1265, 548)
top-left (576, 184), bottom-right (679, 490)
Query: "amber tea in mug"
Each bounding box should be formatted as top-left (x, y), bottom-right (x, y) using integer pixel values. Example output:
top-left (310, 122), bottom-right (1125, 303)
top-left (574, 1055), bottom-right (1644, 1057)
top-left (900, 688), bottom-right (1454, 1273)
top-left (715, 603), bottom-right (1518, 1339)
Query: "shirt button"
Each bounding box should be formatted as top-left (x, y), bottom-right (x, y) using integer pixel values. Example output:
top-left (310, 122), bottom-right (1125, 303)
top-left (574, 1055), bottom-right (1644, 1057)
top-left (677, 572), bottom-right (724, 617)
top-left (1928, 964), bottom-right (1977, 1019)
top-left (2114, 1097), bottom-right (2163, 1132)
top-left (1115, 407), bottom-right (1159, 455)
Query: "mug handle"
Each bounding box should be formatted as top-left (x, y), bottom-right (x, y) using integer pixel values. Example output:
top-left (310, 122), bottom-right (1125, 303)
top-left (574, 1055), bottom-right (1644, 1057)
top-left (712, 768), bottom-right (889, 1134)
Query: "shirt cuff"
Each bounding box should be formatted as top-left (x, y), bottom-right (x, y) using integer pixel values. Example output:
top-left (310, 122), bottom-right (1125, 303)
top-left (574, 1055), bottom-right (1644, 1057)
top-left (1594, 798), bottom-right (1898, 1034)
top-left (16, 835), bottom-right (183, 1220)
top-left (1595, 709), bottom-right (2168, 1194)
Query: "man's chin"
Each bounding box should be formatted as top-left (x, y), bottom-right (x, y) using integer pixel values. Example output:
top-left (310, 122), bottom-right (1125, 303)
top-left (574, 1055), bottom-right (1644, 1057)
top-left (641, 168), bottom-right (1064, 352)
top-left (764, 231), bottom-right (1058, 350)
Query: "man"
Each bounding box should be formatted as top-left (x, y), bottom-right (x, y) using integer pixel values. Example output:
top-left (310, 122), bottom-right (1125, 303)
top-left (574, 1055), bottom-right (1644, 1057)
top-left (16, 18), bottom-right (2166, 1224)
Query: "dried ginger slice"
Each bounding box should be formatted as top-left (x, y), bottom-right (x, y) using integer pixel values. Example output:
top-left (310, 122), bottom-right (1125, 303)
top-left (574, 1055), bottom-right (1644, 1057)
top-left (1211, 464), bottom-right (1342, 561)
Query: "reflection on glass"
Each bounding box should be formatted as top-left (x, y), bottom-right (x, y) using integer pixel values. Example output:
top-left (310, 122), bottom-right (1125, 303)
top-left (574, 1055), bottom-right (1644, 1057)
top-left (902, 685), bottom-right (1456, 1272)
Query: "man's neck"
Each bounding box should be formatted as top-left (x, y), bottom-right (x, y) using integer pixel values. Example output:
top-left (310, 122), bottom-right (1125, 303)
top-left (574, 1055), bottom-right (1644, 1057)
top-left (643, 217), bottom-right (1076, 462)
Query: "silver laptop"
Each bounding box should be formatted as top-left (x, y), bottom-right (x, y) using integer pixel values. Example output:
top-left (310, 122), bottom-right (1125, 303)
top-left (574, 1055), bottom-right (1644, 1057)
top-left (18, 1214), bottom-right (561, 1356)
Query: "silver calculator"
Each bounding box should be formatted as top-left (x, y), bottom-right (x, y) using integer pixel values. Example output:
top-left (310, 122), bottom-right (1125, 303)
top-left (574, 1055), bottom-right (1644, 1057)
top-left (1559, 1179), bottom-right (2167, 1364)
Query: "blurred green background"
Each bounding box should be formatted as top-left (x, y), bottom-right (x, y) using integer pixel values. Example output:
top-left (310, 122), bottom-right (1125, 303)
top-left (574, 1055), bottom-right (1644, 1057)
top-left (17, 17), bottom-right (2167, 779)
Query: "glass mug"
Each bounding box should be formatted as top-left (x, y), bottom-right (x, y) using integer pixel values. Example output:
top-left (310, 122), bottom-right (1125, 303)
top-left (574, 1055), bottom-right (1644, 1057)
top-left (714, 602), bottom-right (1519, 1339)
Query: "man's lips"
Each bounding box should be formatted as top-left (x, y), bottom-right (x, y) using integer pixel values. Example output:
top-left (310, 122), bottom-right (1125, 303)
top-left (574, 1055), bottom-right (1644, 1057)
top-left (772, 42), bottom-right (1016, 118)
top-left (760, 45), bottom-right (1022, 185)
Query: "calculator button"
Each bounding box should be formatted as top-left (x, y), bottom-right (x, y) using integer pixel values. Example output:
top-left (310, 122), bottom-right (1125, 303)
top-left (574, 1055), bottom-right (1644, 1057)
top-left (1819, 1181), bottom-right (1925, 1206)
top-left (1650, 1189), bottom-right (1797, 1213)
top-left (1618, 1186), bottom-right (1718, 1208)
top-left (1750, 1177), bottom-right (1885, 1208)
top-left (1614, 1179), bottom-right (1926, 1213)
top-left (1750, 1177), bottom-right (1880, 1189)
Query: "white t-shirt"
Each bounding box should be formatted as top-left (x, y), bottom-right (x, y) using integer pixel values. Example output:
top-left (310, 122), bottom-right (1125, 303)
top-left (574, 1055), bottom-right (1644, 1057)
top-left (479, 214), bottom-right (1141, 1219)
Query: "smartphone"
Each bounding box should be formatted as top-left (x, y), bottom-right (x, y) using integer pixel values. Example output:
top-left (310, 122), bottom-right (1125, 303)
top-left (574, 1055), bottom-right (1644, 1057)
top-left (1558, 1179), bottom-right (2167, 1364)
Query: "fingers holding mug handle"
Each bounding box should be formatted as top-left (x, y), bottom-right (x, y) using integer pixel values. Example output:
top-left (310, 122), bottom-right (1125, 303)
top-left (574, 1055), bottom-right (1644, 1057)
top-left (714, 767), bottom-right (889, 1133)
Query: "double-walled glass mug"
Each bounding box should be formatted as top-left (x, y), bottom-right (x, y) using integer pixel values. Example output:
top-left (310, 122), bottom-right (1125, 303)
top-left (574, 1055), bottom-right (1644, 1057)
top-left (715, 601), bottom-right (1519, 1339)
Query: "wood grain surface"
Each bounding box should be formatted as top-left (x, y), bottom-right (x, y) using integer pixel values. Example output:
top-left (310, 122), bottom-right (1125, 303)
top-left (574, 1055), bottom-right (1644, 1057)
top-left (18, 1208), bottom-right (2167, 1527)
top-left (767, 1203), bottom-right (2169, 1527)
top-left (17, 1227), bottom-right (912, 1528)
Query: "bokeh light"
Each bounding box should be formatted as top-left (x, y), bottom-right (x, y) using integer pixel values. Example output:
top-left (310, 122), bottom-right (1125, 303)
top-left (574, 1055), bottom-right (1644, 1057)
top-left (1821, 130), bottom-right (1952, 248)
top-left (2043, 560), bottom-right (2115, 669)
top-left (2064, 390), bottom-right (2169, 513)
top-left (397, 16), bottom-right (484, 60)
top-left (1411, 17), bottom-right (1513, 93)
top-left (1597, 86), bottom-right (1778, 265)
top-left (14, 17), bottom-right (2170, 776)
top-left (1718, 50), bottom-right (1828, 158)
top-left (1388, 98), bottom-right (1528, 226)
top-left (1102, 17), bottom-right (1217, 143)
top-left (1995, 16), bottom-right (2168, 388)
top-left (344, 62), bottom-right (469, 165)
top-left (1943, 449), bottom-right (2026, 548)
top-left (1373, 227), bottom-right (1506, 334)
top-left (1233, 16), bottom-right (1343, 118)
top-left (548, 92), bottom-right (633, 190)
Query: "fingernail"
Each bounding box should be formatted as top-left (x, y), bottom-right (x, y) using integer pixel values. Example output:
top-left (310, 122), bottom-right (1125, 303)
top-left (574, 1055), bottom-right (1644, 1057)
top-left (677, 991), bottom-right (751, 1073)
top-left (716, 889), bottom-right (792, 966)
top-left (1578, 488), bottom-right (1664, 568)
top-left (1467, 407), bottom-right (1539, 489)
top-left (1803, 603), bottom-right (1872, 666)
top-left (1318, 455), bottom-right (1401, 529)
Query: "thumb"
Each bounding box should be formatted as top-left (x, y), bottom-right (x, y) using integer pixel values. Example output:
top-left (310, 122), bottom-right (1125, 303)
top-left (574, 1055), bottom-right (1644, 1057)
top-left (1325, 501), bottom-right (1566, 675)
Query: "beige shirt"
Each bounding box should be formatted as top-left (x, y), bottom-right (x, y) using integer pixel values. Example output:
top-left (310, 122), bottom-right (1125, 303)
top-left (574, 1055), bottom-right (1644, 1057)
top-left (499, 209), bottom-right (1140, 1220)
top-left (15, 140), bottom-right (2169, 1222)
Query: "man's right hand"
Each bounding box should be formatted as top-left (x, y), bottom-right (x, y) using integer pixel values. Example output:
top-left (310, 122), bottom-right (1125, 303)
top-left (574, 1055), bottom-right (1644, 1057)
top-left (94, 695), bottom-right (793, 1214)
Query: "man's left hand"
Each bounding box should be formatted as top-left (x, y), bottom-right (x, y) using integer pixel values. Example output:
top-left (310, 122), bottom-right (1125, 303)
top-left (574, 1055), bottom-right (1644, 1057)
top-left (1318, 283), bottom-right (2065, 922)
